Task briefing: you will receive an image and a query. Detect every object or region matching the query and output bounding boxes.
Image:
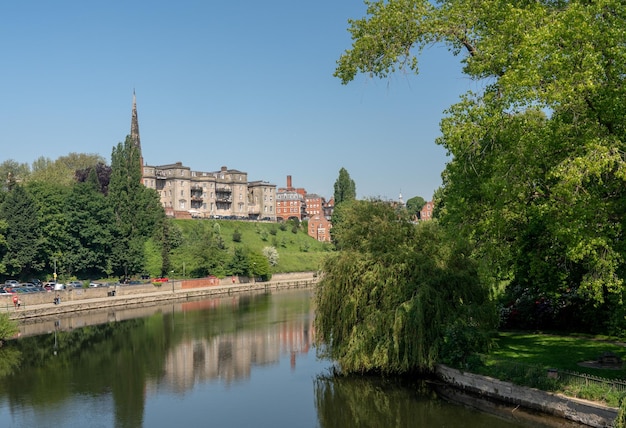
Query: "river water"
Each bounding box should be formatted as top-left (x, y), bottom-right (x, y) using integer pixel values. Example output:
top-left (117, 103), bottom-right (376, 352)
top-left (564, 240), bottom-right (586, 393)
top-left (0, 288), bottom-right (582, 428)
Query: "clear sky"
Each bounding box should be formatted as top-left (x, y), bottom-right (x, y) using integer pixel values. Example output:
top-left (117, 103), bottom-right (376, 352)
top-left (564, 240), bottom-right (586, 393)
top-left (1, 1), bottom-right (473, 202)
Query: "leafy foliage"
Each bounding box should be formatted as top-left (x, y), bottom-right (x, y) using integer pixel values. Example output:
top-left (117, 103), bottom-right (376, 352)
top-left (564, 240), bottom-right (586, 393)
top-left (0, 185), bottom-right (44, 278)
top-left (336, 0), bottom-right (626, 332)
top-left (405, 196), bottom-right (425, 219)
top-left (0, 313), bottom-right (18, 343)
top-left (262, 246), bottom-right (279, 266)
top-left (315, 200), bottom-right (496, 374)
top-left (333, 167), bottom-right (356, 205)
top-left (108, 136), bottom-right (165, 278)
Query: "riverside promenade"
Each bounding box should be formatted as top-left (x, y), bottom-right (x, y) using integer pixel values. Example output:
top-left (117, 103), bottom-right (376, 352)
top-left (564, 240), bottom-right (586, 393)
top-left (2, 272), bottom-right (318, 322)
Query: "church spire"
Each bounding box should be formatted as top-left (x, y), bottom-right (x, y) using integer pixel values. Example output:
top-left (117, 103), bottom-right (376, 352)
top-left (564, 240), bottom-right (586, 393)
top-left (130, 90), bottom-right (144, 170)
top-left (131, 90), bottom-right (141, 149)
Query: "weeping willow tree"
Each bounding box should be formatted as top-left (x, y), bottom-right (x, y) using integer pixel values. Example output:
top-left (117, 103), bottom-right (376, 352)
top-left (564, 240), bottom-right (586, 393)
top-left (315, 200), bottom-right (496, 374)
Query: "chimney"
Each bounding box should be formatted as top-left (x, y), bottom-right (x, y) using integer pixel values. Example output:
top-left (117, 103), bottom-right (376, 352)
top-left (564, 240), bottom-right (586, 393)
top-left (287, 175), bottom-right (292, 188)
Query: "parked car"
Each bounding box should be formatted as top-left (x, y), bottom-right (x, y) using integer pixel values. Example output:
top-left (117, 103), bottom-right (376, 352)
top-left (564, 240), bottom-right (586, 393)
top-left (67, 281), bottom-right (83, 289)
top-left (53, 283), bottom-right (66, 291)
top-left (4, 280), bottom-right (19, 288)
top-left (89, 282), bottom-right (108, 288)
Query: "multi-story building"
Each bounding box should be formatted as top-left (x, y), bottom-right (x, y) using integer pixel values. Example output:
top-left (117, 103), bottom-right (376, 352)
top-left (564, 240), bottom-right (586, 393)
top-left (132, 95), bottom-right (276, 220)
top-left (247, 180), bottom-right (276, 220)
top-left (304, 194), bottom-right (324, 218)
top-left (420, 200), bottom-right (435, 221)
top-left (276, 175), bottom-right (306, 221)
top-left (307, 214), bottom-right (332, 242)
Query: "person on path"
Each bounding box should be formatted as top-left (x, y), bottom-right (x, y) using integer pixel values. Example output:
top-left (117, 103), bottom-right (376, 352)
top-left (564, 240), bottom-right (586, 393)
top-left (12, 294), bottom-right (18, 309)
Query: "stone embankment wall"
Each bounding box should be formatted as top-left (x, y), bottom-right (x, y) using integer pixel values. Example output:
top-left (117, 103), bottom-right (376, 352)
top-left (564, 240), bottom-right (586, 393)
top-left (0, 272), bottom-right (319, 310)
top-left (435, 365), bottom-right (618, 428)
top-left (3, 272), bottom-right (318, 321)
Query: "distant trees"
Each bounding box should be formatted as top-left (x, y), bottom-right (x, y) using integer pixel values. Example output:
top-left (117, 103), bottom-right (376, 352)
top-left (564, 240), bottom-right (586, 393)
top-left (333, 167), bottom-right (356, 205)
top-left (30, 153), bottom-right (105, 187)
top-left (405, 196), bottom-right (425, 219)
top-left (0, 185), bottom-right (43, 278)
top-left (0, 143), bottom-right (165, 281)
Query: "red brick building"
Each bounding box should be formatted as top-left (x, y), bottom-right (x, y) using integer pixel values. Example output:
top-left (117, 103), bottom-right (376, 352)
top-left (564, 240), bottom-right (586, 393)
top-left (420, 200), bottom-right (435, 221)
top-left (308, 214), bottom-right (332, 242)
top-left (276, 175), bottom-right (306, 221)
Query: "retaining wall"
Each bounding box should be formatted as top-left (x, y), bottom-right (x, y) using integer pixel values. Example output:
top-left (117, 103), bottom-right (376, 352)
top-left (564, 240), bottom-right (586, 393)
top-left (1, 272), bottom-right (319, 309)
top-left (435, 365), bottom-right (618, 427)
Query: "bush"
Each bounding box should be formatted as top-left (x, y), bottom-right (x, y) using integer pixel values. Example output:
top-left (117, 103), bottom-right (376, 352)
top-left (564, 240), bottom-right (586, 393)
top-left (0, 313), bottom-right (18, 343)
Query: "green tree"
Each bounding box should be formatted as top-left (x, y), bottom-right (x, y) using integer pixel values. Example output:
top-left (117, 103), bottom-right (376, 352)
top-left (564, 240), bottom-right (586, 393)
top-left (182, 222), bottom-right (227, 277)
top-left (315, 200), bottom-right (495, 374)
top-left (405, 196), bottom-right (425, 219)
top-left (335, 0), bottom-right (626, 330)
top-left (0, 313), bottom-right (18, 344)
top-left (0, 160), bottom-right (30, 192)
top-left (249, 251), bottom-right (271, 281)
top-left (109, 136), bottom-right (164, 278)
top-left (0, 219), bottom-right (7, 275)
top-left (27, 180), bottom-right (72, 279)
top-left (30, 153), bottom-right (105, 187)
top-left (0, 185), bottom-right (43, 278)
top-left (152, 219), bottom-right (183, 278)
top-left (333, 167), bottom-right (356, 205)
top-left (64, 173), bottom-right (115, 277)
top-left (228, 247), bottom-right (249, 276)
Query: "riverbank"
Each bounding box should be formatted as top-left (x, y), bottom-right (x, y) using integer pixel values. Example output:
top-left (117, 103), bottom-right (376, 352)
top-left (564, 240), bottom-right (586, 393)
top-left (3, 272), bottom-right (617, 427)
top-left (435, 365), bottom-right (617, 428)
top-left (2, 272), bottom-right (318, 321)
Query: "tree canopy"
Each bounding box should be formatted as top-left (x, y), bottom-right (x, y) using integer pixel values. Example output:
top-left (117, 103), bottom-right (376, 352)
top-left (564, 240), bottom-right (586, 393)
top-left (315, 200), bottom-right (495, 374)
top-left (333, 167), bottom-right (356, 205)
top-left (334, 0), bottom-right (626, 333)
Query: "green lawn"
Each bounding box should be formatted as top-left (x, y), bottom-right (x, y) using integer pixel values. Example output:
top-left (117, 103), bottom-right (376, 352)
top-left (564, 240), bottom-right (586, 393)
top-left (488, 332), bottom-right (626, 378)
top-left (145, 218), bottom-right (332, 277)
top-left (472, 331), bottom-right (626, 406)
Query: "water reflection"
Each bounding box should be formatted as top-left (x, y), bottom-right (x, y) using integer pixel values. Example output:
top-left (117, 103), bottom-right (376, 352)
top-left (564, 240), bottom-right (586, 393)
top-left (0, 290), bottom-right (319, 428)
top-left (0, 289), bottom-right (584, 428)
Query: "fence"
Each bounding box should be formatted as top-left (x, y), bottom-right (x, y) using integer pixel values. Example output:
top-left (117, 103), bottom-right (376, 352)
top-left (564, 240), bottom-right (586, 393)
top-left (485, 358), bottom-right (626, 394)
top-left (556, 369), bottom-right (626, 393)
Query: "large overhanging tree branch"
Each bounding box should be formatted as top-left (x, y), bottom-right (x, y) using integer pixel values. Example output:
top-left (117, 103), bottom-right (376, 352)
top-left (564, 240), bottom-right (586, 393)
top-left (335, 0), bottom-right (626, 311)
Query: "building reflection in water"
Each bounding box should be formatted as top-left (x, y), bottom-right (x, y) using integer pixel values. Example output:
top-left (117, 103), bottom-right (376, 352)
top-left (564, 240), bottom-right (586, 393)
top-left (149, 294), bottom-right (315, 394)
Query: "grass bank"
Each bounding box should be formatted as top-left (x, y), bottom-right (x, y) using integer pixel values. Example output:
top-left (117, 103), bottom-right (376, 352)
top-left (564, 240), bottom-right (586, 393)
top-left (144, 219), bottom-right (332, 277)
top-left (472, 332), bottom-right (626, 407)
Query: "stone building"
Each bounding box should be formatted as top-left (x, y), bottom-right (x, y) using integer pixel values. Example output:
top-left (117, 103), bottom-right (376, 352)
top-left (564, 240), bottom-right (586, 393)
top-left (132, 94), bottom-right (276, 220)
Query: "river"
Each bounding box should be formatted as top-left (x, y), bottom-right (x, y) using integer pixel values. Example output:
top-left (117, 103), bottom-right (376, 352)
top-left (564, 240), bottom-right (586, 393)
top-left (0, 289), bottom-right (583, 427)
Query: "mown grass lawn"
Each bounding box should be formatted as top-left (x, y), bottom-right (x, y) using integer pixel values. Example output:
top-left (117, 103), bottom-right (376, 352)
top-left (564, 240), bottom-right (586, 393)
top-left (472, 331), bottom-right (626, 406)
top-left (144, 218), bottom-right (332, 277)
top-left (489, 332), bottom-right (626, 379)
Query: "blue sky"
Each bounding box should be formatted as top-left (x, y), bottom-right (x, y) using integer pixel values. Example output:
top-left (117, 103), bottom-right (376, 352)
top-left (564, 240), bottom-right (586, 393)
top-left (1, 1), bottom-right (472, 201)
